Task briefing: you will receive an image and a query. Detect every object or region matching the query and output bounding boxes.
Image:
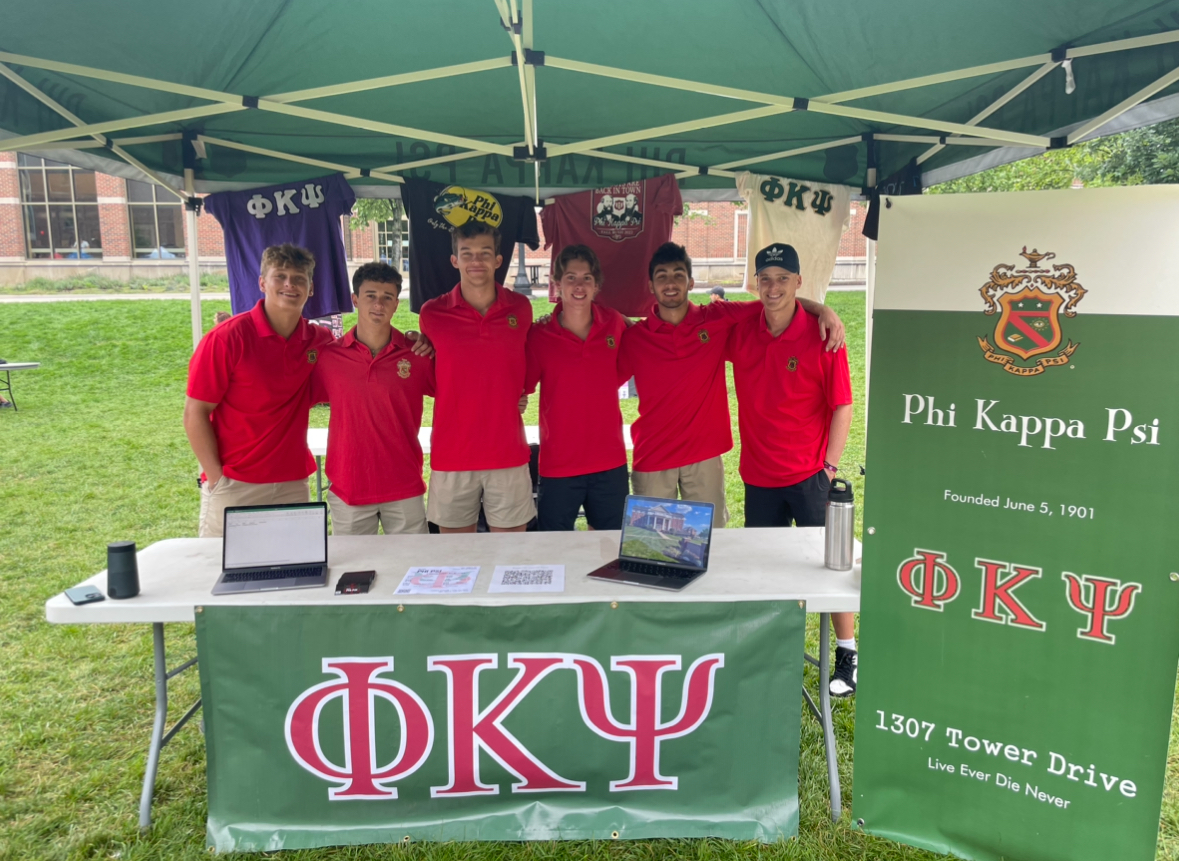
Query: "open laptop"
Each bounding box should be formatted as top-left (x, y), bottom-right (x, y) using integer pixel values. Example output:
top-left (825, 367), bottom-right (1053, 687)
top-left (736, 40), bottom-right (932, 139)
top-left (212, 502), bottom-right (329, 595)
top-left (587, 495), bottom-right (715, 591)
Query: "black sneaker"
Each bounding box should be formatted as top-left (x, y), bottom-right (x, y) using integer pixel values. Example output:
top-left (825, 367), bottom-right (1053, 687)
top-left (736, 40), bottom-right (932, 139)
top-left (829, 647), bottom-right (857, 697)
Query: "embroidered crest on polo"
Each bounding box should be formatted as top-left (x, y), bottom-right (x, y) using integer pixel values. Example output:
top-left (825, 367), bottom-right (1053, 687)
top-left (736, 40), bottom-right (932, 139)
top-left (397, 358), bottom-right (411, 379)
top-left (307, 350), bottom-right (318, 364)
top-left (977, 246), bottom-right (1085, 377)
top-left (698, 330), bottom-right (709, 343)
top-left (507, 315), bottom-right (518, 328)
top-left (606, 335), bottom-right (616, 348)
top-left (787, 356), bottom-right (798, 371)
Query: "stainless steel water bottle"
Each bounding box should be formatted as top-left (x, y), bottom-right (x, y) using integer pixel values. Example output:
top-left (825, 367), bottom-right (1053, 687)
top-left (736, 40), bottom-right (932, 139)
top-left (824, 479), bottom-right (855, 571)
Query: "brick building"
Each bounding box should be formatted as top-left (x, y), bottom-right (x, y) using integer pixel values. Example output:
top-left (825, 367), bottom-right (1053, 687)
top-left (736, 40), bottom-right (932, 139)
top-left (0, 151), bottom-right (867, 290)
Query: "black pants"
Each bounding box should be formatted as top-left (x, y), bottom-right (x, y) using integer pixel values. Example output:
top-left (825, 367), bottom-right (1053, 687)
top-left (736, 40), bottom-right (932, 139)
top-left (537, 465), bottom-right (629, 531)
top-left (744, 470), bottom-right (829, 528)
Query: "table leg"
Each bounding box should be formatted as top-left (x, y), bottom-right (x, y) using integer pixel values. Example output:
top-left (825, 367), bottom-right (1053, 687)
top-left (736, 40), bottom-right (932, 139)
top-left (819, 612), bottom-right (842, 822)
top-left (138, 623), bottom-right (202, 830)
top-left (316, 456), bottom-right (323, 502)
top-left (1, 369), bottom-right (14, 411)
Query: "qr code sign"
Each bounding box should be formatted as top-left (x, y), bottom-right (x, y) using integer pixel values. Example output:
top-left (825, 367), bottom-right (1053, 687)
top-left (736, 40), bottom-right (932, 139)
top-left (500, 568), bottom-right (554, 586)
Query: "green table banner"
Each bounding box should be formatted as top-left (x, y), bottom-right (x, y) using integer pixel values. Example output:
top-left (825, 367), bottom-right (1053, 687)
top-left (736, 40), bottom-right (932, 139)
top-left (854, 187), bottom-right (1179, 861)
top-left (195, 600), bottom-right (805, 852)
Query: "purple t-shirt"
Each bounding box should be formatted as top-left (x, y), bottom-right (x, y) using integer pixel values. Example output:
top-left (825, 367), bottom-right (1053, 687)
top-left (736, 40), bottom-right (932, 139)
top-left (204, 173), bottom-right (356, 319)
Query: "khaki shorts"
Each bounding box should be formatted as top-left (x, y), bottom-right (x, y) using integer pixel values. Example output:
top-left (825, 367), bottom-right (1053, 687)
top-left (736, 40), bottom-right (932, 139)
top-left (198, 476), bottom-right (310, 538)
top-left (327, 490), bottom-right (428, 535)
top-left (426, 465), bottom-right (535, 529)
top-left (631, 455), bottom-right (730, 527)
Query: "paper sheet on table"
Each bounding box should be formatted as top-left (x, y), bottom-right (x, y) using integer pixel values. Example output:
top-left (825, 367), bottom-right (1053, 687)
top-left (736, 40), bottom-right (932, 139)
top-left (395, 566), bottom-right (479, 595)
top-left (488, 565), bottom-right (566, 593)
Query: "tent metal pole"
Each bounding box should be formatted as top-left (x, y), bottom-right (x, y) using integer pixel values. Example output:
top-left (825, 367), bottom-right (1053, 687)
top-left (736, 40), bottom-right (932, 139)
top-left (0, 62), bottom-right (184, 198)
top-left (806, 102), bottom-right (1049, 147)
top-left (917, 62), bottom-right (1058, 165)
top-left (0, 51), bottom-right (245, 102)
top-left (494, 0), bottom-right (535, 156)
top-left (196, 135), bottom-right (403, 183)
top-left (112, 133), bottom-right (185, 146)
top-left (0, 104), bottom-right (242, 151)
top-left (548, 105), bottom-right (794, 157)
top-left (1067, 63), bottom-right (1179, 144)
top-left (185, 169), bottom-right (202, 351)
top-left (523, 0), bottom-right (539, 148)
top-left (706, 135), bottom-right (863, 172)
top-left (267, 57), bottom-right (512, 103)
top-left (874, 133), bottom-right (1005, 145)
top-left (581, 148), bottom-right (736, 179)
top-left (374, 148), bottom-right (488, 174)
top-left (864, 236), bottom-right (876, 424)
top-left (255, 100), bottom-right (513, 156)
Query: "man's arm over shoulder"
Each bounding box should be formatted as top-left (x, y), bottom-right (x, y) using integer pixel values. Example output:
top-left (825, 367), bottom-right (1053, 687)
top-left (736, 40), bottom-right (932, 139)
top-left (798, 297), bottom-right (845, 351)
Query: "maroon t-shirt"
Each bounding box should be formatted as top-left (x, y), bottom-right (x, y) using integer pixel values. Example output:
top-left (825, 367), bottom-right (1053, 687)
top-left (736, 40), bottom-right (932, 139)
top-left (541, 175), bottom-right (682, 317)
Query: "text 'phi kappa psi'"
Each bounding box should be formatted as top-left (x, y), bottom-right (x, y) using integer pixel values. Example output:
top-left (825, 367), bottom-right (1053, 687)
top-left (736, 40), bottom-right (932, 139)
top-left (285, 652), bottom-right (725, 801)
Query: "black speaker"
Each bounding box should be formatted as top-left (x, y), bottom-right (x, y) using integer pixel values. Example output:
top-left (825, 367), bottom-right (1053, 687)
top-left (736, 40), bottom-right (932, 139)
top-left (107, 541), bottom-right (140, 599)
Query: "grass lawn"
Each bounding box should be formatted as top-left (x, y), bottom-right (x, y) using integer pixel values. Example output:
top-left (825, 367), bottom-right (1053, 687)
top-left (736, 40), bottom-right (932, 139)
top-left (0, 293), bottom-right (1174, 860)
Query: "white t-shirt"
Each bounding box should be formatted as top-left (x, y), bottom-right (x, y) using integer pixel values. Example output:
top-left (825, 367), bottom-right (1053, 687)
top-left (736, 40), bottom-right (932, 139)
top-left (737, 172), bottom-right (852, 303)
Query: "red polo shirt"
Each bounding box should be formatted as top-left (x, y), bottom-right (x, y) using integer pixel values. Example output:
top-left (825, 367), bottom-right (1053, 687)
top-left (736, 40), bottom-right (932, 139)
top-left (525, 302), bottom-right (630, 478)
top-left (419, 283), bottom-right (532, 471)
top-left (727, 302), bottom-right (853, 487)
top-left (187, 299), bottom-right (334, 483)
top-left (619, 299), bottom-right (760, 472)
top-left (310, 327), bottom-right (436, 505)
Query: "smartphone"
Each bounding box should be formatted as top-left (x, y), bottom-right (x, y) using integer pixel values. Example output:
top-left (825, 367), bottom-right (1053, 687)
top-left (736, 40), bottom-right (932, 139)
top-left (65, 585), bottom-right (106, 605)
top-left (336, 570), bottom-right (375, 595)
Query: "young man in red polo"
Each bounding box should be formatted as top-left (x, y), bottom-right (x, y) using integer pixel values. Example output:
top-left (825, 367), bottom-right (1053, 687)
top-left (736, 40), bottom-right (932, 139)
top-left (526, 245), bottom-right (631, 530)
top-left (311, 262), bottom-right (435, 534)
top-left (619, 242), bottom-right (844, 526)
top-left (184, 244), bottom-right (335, 538)
top-left (729, 243), bottom-right (857, 696)
top-left (419, 221), bottom-right (534, 533)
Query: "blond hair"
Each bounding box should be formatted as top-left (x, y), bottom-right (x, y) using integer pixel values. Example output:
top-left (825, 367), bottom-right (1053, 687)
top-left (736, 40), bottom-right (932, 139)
top-left (259, 243), bottom-right (316, 278)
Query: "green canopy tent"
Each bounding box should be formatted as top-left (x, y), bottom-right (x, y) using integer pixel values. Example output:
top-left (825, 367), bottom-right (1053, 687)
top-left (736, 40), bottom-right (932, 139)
top-left (3, 0), bottom-right (1179, 347)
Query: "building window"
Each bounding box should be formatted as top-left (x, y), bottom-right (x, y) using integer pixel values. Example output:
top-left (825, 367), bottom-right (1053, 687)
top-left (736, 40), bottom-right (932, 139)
top-left (17, 153), bottom-right (103, 259)
top-left (376, 215), bottom-right (409, 267)
top-left (127, 179), bottom-right (185, 259)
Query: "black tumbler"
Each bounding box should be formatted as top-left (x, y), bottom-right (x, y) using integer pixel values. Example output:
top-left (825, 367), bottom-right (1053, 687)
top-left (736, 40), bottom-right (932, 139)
top-left (107, 541), bottom-right (140, 599)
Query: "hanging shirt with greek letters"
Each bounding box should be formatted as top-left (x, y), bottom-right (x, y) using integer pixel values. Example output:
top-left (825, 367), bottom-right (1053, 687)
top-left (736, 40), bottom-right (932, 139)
top-left (204, 173), bottom-right (356, 319)
top-left (736, 172), bottom-right (851, 304)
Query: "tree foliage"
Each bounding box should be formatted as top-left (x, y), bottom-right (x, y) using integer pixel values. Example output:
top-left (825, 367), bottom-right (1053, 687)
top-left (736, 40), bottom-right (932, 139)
top-left (350, 197), bottom-right (400, 227)
top-left (929, 118), bottom-right (1179, 193)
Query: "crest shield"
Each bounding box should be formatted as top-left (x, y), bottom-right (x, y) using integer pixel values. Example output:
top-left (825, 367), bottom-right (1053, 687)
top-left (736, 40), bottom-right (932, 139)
top-left (993, 288), bottom-right (1064, 360)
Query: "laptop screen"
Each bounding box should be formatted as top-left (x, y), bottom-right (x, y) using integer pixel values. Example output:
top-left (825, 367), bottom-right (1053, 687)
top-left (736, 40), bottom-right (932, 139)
top-left (620, 496), bottom-right (715, 569)
top-left (223, 504), bottom-right (327, 570)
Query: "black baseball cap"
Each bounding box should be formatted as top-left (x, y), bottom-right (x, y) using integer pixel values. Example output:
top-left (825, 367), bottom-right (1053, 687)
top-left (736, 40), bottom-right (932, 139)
top-left (754, 243), bottom-right (800, 275)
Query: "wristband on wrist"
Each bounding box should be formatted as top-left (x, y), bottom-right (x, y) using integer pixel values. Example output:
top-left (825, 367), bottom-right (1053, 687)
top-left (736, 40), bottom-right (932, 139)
top-left (823, 461), bottom-right (839, 473)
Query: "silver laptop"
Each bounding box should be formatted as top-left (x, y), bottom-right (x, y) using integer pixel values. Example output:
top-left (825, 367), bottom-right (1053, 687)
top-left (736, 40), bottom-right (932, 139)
top-left (587, 495), bottom-right (714, 591)
top-left (212, 502), bottom-right (329, 595)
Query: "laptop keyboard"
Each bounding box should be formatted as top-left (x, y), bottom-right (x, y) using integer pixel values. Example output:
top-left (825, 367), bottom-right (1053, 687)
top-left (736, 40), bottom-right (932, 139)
top-left (224, 566), bottom-right (322, 583)
top-left (619, 559), bottom-right (693, 578)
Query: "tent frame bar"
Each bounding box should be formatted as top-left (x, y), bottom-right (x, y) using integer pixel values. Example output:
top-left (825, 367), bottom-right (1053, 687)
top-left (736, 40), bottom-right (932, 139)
top-left (0, 25), bottom-right (1176, 189)
top-left (1067, 64), bottom-right (1179, 144)
top-left (916, 62), bottom-right (1059, 165)
top-left (196, 135), bottom-right (404, 184)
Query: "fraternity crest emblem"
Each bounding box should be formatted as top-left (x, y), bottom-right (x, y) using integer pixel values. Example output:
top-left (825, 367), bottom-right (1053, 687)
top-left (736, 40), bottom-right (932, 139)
top-left (396, 358), bottom-right (411, 379)
top-left (433, 185), bottom-right (503, 229)
top-left (507, 315), bottom-right (518, 328)
top-left (606, 335), bottom-right (616, 348)
top-left (698, 330), bottom-right (710, 343)
top-left (977, 247), bottom-right (1085, 377)
top-left (787, 356), bottom-right (798, 371)
top-left (591, 182), bottom-right (644, 242)
top-left (306, 349), bottom-right (318, 364)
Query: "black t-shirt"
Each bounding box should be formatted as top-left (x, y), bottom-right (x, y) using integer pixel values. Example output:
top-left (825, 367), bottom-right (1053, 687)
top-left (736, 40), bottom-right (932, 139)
top-left (402, 178), bottom-right (541, 312)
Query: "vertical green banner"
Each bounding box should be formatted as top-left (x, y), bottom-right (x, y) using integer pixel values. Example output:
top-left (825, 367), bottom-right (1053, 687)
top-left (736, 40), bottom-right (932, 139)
top-left (855, 187), bottom-right (1179, 861)
top-left (196, 600), bottom-right (804, 852)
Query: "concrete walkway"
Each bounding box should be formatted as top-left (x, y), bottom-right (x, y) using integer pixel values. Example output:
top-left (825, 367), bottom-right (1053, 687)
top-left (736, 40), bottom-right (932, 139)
top-left (0, 293), bottom-right (231, 303)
